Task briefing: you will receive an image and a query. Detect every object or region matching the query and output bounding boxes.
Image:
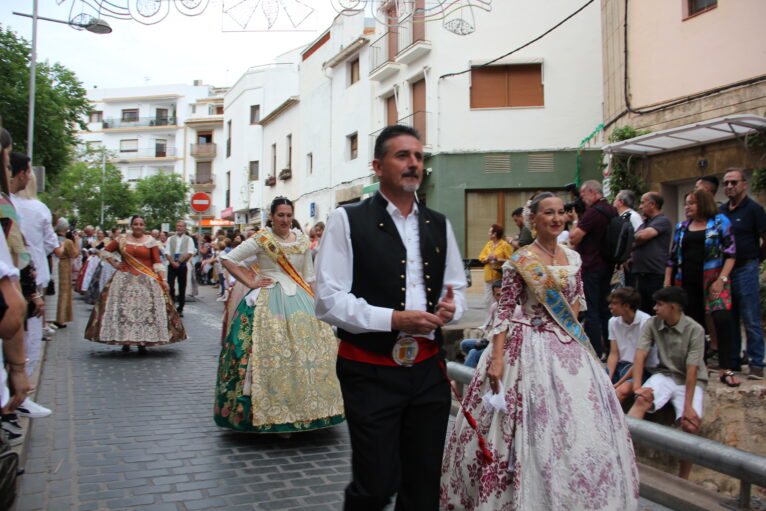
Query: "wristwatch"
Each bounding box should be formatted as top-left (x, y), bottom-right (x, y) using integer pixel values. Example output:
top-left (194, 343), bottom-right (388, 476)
top-left (720, 276), bottom-right (729, 283)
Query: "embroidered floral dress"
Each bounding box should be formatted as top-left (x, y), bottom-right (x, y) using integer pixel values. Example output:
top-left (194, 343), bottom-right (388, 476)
top-left (441, 246), bottom-right (639, 510)
top-left (84, 236), bottom-right (186, 346)
top-left (214, 228), bottom-right (345, 433)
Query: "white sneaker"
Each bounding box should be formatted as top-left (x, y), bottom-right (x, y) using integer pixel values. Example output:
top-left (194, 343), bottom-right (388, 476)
top-left (16, 398), bottom-right (52, 418)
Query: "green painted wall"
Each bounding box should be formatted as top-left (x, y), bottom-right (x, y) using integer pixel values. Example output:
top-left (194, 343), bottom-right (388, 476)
top-left (421, 149), bottom-right (604, 255)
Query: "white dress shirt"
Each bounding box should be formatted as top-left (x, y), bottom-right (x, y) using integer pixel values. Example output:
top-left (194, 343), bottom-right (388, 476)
top-left (315, 194), bottom-right (466, 339)
top-left (11, 194), bottom-right (59, 286)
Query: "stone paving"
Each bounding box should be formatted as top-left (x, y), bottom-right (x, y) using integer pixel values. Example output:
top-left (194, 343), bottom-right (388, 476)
top-left (16, 285), bottom-right (350, 511)
top-left (14, 283), bottom-right (671, 511)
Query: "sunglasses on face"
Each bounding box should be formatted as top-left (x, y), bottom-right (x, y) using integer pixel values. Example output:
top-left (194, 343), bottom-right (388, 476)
top-left (723, 180), bottom-right (740, 186)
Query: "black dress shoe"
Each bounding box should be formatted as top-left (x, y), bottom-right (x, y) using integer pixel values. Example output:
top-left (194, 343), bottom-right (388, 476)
top-left (178, 311), bottom-right (184, 317)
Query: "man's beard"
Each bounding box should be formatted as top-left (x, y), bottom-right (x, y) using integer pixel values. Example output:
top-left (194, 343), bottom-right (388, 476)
top-left (403, 183), bottom-right (420, 193)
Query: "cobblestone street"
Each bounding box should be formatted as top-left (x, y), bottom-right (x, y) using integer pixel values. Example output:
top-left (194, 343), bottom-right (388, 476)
top-left (14, 284), bottom-right (671, 511)
top-left (16, 285), bottom-right (350, 511)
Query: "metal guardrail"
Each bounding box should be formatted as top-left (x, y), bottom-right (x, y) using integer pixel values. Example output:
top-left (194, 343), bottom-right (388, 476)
top-left (119, 147), bottom-right (176, 158)
top-left (446, 361), bottom-right (766, 510)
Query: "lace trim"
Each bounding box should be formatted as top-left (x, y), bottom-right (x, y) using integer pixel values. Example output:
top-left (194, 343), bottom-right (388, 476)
top-left (121, 235), bottom-right (158, 248)
top-left (153, 263), bottom-right (165, 273)
top-left (268, 228), bottom-right (310, 255)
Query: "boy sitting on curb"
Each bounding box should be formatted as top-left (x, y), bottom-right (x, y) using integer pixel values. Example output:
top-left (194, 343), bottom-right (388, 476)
top-left (628, 286), bottom-right (708, 479)
top-left (606, 286), bottom-right (658, 403)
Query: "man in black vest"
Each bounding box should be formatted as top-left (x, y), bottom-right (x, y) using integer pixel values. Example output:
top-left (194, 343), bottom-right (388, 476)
top-left (315, 125), bottom-right (466, 511)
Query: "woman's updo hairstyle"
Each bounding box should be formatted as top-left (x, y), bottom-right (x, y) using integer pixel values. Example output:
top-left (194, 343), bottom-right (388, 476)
top-left (130, 214), bottom-right (145, 226)
top-left (270, 196), bottom-right (293, 215)
top-left (524, 191), bottom-right (557, 236)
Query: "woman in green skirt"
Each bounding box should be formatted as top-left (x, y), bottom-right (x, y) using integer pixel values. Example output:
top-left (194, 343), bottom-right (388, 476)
top-left (214, 197), bottom-right (344, 433)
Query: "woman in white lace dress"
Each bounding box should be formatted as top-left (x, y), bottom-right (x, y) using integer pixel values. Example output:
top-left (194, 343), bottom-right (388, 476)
top-left (85, 215), bottom-right (186, 352)
top-left (441, 192), bottom-right (639, 510)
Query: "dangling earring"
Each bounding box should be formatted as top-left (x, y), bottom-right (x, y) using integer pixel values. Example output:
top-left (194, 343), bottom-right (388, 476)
top-left (530, 223), bottom-right (537, 239)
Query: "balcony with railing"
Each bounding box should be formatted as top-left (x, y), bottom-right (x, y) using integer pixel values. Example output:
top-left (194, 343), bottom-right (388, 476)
top-left (118, 147), bottom-right (177, 159)
top-left (190, 143), bottom-right (217, 158)
top-left (191, 171), bottom-right (215, 191)
top-left (102, 116), bottom-right (178, 129)
top-left (369, 32), bottom-right (401, 82)
top-left (265, 175), bottom-right (276, 187)
top-left (396, 14), bottom-right (431, 65)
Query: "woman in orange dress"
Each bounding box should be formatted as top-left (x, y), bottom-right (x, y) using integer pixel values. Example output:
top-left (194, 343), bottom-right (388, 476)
top-left (85, 215), bottom-right (186, 352)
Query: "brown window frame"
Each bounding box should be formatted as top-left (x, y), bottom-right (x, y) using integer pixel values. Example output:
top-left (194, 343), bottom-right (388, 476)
top-left (348, 133), bottom-right (358, 160)
top-left (349, 58), bottom-right (360, 86)
top-left (249, 160), bottom-right (259, 181)
top-left (121, 109), bottom-right (139, 122)
top-left (470, 63), bottom-right (544, 109)
top-left (89, 111), bottom-right (103, 123)
top-left (686, 0), bottom-right (717, 18)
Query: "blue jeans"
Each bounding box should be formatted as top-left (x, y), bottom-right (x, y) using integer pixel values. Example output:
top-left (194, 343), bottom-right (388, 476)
top-left (460, 339), bottom-right (486, 368)
top-left (582, 267), bottom-right (612, 357)
top-left (730, 260), bottom-right (765, 368)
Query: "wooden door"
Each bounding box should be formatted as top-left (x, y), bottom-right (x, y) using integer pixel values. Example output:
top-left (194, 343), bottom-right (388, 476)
top-left (386, 95), bottom-right (398, 126)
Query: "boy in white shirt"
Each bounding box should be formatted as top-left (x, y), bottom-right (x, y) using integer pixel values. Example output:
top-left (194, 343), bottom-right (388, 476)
top-left (606, 287), bottom-right (658, 402)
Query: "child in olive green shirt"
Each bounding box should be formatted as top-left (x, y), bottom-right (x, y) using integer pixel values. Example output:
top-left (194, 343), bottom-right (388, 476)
top-left (628, 286), bottom-right (707, 479)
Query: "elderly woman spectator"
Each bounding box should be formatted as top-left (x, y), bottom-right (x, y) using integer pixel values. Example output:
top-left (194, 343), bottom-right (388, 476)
top-left (52, 218), bottom-right (79, 328)
top-left (478, 224), bottom-right (513, 308)
top-left (665, 189), bottom-right (739, 387)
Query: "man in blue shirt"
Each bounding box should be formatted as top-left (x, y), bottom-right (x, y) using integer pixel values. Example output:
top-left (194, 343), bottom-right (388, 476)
top-left (720, 168), bottom-right (766, 379)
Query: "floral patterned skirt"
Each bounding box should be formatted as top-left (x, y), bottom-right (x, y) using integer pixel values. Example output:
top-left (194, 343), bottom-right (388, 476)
top-left (214, 284), bottom-right (345, 433)
top-left (84, 270), bottom-right (187, 346)
top-left (441, 320), bottom-right (639, 510)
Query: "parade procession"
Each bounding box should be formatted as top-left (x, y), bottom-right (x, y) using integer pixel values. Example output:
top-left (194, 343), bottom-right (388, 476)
top-left (1, 0), bottom-right (765, 510)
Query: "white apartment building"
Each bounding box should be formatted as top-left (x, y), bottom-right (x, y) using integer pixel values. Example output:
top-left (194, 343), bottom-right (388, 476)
top-left (364, 0), bottom-right (605, 256)
top-left (224, 58), bottom-right (300, 229)
top-left (256, 12), bottom-right (375, 230)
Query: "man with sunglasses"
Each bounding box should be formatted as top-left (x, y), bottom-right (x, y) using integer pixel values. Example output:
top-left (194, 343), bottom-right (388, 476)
top-left (720, 168), bottom-right (766, 379)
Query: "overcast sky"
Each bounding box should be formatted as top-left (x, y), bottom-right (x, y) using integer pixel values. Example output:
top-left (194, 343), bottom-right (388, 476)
top-left (0, 0), bottom-right (343, 90)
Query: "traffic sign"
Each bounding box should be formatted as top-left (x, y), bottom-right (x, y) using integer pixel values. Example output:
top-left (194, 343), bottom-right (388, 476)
top-left (191, 192), bottom-right (211, 212)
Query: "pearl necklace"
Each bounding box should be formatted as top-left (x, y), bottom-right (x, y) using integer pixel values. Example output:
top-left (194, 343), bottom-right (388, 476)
top-left (534, 239), bottom-right (558, 260)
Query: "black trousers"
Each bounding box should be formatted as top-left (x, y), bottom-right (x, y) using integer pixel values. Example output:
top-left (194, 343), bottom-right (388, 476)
top-left (167, 263), bottom-right (188, 312)
top-left (636, 272), bottom-right (664, 315)
top-left (337, 355), bottom-right (451, 511)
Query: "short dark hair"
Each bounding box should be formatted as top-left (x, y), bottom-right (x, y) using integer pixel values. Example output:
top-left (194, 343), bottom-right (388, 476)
top-left (490, 223), bottom-right (504, 239)
top-left (511, 207), bottom-right (524, 217)
top-left (373, 125), bottom-right (421, 160)
top-left (9, 151), bottom-right (30, 177)
top-left (652, 286), bottom-right (687, 310)
top-left (724, 168), bottom-right (748, 182)
top-left (608, 287), bottom-right (640, 311)
top-left (698, 175), bottom-right (719, 194)
top-left (0, 128), bottom-right (11, 151)
top-left (646, 192), bottom-right (664, 210)
top-left (491, 279), bottom-right (503, 290)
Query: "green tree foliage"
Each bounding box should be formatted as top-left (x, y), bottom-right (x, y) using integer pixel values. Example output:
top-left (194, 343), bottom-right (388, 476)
top-left (134, 173), bottom-right (190, 230)
top-left (41, 148), bottom-right (135, 228)
top-left (605, 125), bottom-right (652, 201)
top-left (0, 25), bottom-right (91, 178)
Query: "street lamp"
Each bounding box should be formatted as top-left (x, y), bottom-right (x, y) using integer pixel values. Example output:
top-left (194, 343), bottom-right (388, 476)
top-left (13, 2), bottom-right (112, 161)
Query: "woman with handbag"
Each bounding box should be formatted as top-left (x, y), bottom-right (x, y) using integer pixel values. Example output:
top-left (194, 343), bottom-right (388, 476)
top-left (478, 224), bottom-right (513, 309)
top-left (665, 189), bottom-right (740, 387)
top-left (84, 215), bottom-right (186, 352)
top-left (214, 196), bottom-right (344, 434)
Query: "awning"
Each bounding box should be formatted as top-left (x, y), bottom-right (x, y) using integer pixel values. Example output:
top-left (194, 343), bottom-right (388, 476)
top-left (602, 114), bottom-right (766, 156)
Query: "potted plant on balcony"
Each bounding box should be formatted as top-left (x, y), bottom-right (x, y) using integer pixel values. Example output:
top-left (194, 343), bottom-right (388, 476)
top-left (265, 175), bottom-right (276, 187)
top-left (279, 168), bottom-right (292, 180)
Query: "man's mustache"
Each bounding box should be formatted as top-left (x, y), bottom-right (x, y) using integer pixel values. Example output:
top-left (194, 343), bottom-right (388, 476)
top-left (402, 170), bottom-right (420, 178)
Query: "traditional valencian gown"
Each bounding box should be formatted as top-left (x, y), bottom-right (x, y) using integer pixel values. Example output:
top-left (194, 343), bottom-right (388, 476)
top-left (85, 235), bottom-right (186, 346)
top-left (214, 228), bottom-right (344, 433)
top-left (441, 245), bottom-right (639, 510)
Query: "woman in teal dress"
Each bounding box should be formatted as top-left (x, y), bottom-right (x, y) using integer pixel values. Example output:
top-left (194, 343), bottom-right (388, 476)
top-left (214, 197), bottom-right (344, 433)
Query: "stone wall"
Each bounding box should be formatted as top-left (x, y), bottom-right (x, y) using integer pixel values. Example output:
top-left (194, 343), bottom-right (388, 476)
top-left (634, 379), bottom-right (766, 498)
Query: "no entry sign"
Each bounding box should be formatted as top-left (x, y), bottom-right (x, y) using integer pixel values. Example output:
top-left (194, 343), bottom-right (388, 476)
top-left (191, 192), bottom-right (211, 213)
